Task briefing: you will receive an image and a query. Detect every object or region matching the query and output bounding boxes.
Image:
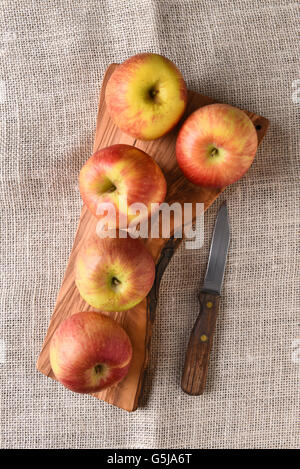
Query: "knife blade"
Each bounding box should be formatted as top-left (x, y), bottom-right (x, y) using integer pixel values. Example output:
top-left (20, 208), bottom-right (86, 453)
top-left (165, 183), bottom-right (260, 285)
top-left (202, 201), bottom-right (230, 294)
top-left (181, 202), bottom-right (230, 395)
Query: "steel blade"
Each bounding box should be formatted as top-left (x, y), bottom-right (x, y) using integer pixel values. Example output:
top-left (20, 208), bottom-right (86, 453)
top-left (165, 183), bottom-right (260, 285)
top-left (202, 202), bottom-right (230, 295)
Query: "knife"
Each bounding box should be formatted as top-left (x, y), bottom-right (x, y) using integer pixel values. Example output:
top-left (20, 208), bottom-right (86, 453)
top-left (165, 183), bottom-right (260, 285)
top-left (181, 201), bottom-right (230, 395)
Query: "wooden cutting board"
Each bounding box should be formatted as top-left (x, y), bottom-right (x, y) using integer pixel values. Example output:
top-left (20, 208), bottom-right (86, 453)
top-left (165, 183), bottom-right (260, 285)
top-left (36, 64), bottom-right (269, 411)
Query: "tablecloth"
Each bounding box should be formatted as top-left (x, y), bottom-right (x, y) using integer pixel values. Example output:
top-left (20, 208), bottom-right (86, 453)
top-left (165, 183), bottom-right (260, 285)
top-left (0, 0), bottom-right (299, 449)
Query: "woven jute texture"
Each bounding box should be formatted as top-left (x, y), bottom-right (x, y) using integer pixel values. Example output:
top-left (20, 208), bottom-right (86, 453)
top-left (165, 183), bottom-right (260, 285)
top-left (0, 0), bottom-right (299, 449)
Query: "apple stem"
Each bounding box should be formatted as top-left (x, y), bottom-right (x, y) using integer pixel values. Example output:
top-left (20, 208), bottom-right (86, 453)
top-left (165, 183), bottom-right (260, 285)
top-left (107, 183), bottom-right (117, 193)
top-left (149, 88), bottom-right (158, 99)
top-left (210, 147), bottom-right (219, 157)
top-left (94, 364), bottom-right (104, 375)
top-left (111, 277), bottom-right (121, 287)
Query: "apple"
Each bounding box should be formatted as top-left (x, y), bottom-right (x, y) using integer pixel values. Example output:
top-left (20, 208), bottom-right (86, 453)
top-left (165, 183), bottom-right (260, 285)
top-left (176, 103), bottom-right (258, 187)
top-left (75, 234), bottom-right (155, 311)
top-left (79, 144), bottom-right (167, 227)
top-left (105, 53), bottom-right (187, 140)
top-left (50, 311), bottom-right (132, 394)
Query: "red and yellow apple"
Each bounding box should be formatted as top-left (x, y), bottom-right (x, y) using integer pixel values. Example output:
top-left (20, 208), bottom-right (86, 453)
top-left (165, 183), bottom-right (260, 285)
top-left (176, 103), bottom-right (258, 187)
top-left (75, 234), bottom-right (155, 311)
top-left (79, 144), bottom-right (167, 227)
top-left (105, 53), bottom-right (187, 140)
top-left (50, 311), bottom-right (132, 394)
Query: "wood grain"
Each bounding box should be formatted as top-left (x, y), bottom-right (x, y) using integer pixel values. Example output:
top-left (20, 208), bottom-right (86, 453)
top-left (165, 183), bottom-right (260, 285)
top-left (181, 292), bottom-right (220, 395)
top-left (36, 64), bottom-right (269, 411)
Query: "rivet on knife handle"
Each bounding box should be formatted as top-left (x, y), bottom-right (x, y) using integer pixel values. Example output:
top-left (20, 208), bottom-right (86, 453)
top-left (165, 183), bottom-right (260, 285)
top-left (181, 291), bottom-right (220, 395)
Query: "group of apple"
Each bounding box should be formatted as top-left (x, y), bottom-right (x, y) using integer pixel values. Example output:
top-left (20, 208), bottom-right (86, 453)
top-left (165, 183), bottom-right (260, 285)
top-left (49, 53), bottom-right (258, 395)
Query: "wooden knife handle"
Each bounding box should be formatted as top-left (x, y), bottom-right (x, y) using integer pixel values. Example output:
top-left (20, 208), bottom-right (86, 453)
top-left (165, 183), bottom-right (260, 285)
top-left (181, 291), bottom-right (220, 395)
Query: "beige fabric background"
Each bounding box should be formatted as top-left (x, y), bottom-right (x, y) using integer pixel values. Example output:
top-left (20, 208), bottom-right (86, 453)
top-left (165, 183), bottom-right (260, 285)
top-left (0, 0), bottom-right (299, 449)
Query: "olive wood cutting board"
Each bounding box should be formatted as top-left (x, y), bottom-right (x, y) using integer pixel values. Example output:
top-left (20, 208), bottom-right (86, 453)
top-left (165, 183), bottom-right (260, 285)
top-left (36, 64), bottom-right (269, 411)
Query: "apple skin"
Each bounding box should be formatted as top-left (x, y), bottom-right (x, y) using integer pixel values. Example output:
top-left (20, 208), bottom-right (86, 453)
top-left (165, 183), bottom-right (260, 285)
top-left (50, 311), bottom-right (132, 394)
top-left (105, 53), bottom-right (187, 140)
top-left (75, 234), bottom-right (155, 311)
top-left (79, 144), bottom-right (167, 225)
top-left (176, 103), bottom-right (258, 188)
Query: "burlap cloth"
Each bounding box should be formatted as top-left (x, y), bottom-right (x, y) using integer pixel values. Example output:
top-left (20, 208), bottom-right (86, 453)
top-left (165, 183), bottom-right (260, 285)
top-left (0, 0), bottom-right (299, 449)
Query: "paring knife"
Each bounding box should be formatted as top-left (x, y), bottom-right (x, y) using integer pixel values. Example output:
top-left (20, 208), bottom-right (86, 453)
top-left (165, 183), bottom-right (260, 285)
top-left (181, 201), bottom-right (230, 395)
